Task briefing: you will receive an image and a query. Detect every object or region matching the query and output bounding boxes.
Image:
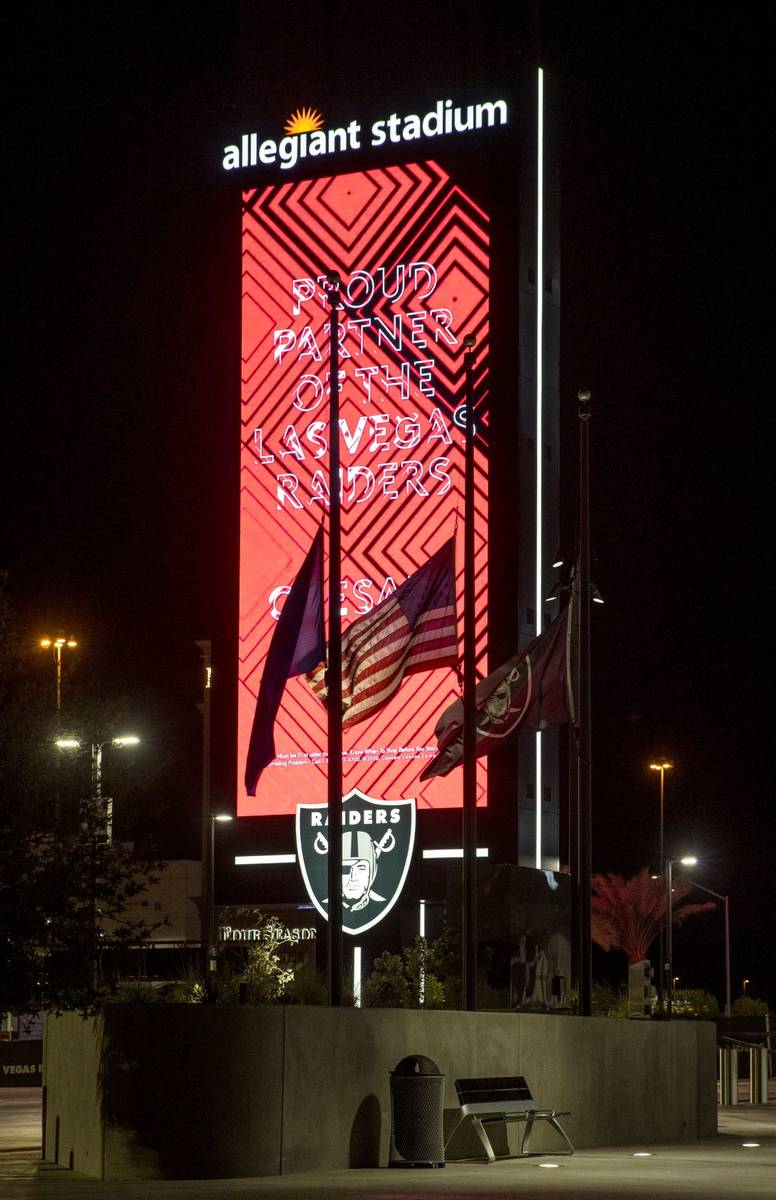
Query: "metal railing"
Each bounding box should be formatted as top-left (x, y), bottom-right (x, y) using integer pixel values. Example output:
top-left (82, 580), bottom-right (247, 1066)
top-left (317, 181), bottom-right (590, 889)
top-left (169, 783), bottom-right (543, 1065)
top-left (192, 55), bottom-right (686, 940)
top-left (718, 1037), bottom-right (772, 1104)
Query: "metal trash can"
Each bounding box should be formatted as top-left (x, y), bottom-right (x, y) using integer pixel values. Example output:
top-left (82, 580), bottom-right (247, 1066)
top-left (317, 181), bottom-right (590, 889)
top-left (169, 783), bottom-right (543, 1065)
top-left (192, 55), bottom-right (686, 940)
top-left (388, 1054), bottom-right (445, 1168)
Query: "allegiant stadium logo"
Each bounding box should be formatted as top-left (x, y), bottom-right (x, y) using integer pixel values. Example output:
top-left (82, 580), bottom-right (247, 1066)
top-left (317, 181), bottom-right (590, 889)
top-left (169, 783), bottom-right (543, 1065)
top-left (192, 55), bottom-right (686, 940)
top-left (222, 97), bottom-right (508, 172)
top-left (284, 107), bottom-right (324, 135)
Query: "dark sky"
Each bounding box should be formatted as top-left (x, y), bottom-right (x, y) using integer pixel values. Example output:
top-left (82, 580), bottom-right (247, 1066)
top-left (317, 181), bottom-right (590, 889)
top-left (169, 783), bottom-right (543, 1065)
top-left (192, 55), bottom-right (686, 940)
top-left (2, 3), bottom-right (768, 1002)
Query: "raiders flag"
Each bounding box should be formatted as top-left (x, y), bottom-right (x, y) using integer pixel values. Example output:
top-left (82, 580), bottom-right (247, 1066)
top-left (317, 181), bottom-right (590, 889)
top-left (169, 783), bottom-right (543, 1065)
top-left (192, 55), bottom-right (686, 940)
top-left (420, 603), bottom-right (573, 780)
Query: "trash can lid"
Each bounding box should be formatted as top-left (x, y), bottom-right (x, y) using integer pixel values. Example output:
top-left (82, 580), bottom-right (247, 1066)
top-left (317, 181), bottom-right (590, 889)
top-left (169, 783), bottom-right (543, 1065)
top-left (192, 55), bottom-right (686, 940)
top-left (391, 1054), bottom-right (442, 1076)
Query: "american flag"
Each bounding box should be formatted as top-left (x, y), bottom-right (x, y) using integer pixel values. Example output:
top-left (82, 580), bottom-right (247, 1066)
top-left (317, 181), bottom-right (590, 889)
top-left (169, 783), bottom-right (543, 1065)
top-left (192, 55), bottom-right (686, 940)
top-left (307, 538), bottom-right (458, 728)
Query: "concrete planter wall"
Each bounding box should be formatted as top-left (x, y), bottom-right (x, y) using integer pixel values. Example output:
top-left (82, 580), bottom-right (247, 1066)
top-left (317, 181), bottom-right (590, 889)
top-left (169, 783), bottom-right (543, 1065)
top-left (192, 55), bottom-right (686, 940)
top-left (44, 1006), bottom-right (717, 1180)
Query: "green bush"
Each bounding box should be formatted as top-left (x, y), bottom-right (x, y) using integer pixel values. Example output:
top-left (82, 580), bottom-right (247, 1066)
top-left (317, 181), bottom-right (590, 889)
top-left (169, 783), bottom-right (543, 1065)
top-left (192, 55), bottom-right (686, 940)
top-left (363, 937), bottom-right (446, 1009)
top-left (671, 989), bottom-right (720, 1018)
top-left (731, 995), bottom-right (770, 1017)
top-left (286, 961), bottom-right (328, 1006)
top-left (591, 981), bottom-right (627, 1017)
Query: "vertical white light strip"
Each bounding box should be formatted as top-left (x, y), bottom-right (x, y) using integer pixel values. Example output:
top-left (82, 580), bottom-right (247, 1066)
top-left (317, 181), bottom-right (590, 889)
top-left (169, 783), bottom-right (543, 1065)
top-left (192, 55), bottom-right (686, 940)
top-left (535, 67), bottom-right (545, 870)
top-left (353, 945), bottom-right (362, 1008)
top-left (418, 900), bottom-right (426, 1006)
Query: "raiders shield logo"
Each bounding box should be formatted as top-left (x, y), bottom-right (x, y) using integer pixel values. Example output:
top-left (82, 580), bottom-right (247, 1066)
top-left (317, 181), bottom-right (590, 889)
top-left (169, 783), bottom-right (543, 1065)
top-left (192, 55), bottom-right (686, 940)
top-left (295, 788), bottom-right (416, 935)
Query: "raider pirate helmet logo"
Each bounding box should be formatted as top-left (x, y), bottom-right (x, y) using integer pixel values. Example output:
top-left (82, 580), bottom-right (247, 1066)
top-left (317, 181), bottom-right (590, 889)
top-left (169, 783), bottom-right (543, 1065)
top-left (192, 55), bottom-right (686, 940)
top-left (296, 788), bottom-right (416, 935)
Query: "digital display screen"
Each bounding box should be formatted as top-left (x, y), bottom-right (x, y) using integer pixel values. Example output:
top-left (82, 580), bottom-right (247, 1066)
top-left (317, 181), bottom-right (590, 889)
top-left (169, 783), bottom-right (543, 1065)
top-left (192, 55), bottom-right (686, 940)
top-left (238, 160), bottom-right (489, 816)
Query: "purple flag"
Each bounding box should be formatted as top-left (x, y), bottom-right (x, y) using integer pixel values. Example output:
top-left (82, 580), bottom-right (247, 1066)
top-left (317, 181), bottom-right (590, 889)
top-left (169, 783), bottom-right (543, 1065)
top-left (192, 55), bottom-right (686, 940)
top-left (245, 526), bottom-right (324, 796)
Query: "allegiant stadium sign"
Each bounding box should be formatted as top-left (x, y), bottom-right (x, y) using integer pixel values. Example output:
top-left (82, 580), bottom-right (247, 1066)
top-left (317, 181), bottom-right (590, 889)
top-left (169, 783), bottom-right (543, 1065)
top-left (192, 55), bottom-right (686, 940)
top-left (222, 97), bottom-right (508, 172)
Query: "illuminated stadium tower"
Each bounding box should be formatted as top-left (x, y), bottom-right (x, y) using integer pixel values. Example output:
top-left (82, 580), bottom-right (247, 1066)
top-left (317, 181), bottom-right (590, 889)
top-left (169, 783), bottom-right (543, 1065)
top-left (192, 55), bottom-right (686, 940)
top-left (214, 22), bottom-right (565, 1008)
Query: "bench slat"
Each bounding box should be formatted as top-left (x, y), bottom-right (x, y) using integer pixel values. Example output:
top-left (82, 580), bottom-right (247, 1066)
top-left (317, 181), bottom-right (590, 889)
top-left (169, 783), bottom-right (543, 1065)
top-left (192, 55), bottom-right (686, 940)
top-left (458, 1080), bottom-right (530, 1099)
top-left (455, 1076), bottom-right (533, 1107)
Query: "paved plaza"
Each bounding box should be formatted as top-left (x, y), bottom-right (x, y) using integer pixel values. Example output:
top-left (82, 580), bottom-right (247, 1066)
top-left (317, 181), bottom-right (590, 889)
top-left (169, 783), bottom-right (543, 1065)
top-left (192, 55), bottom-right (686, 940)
top-left (2, 1088), bottom-right (775, 1199)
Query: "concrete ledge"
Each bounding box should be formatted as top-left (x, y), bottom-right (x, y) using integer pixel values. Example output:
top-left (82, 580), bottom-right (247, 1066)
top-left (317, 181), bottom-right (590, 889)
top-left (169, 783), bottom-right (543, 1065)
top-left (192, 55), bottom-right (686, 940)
top-left (44, 1007), bottom-right (717, 1180)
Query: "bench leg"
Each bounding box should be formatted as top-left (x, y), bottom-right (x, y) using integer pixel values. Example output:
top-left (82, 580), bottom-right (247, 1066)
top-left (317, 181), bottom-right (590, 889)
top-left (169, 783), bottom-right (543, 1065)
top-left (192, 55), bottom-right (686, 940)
top-left (445, 1114), bottom-right (498, 1164)
top-left (443, 1115), bottom-right (466, 1155)
top-left (518, 1115), bottom-right (574, 1158)
top-left (471, 1117), bottom-right (497, 1164)
top-left (548, 1116), bottom-right (574, 1155)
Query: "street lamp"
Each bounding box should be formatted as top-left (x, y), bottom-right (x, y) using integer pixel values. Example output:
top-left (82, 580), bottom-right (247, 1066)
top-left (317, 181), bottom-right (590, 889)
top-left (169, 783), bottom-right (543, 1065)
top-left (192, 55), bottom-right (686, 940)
top-left (55, 735), bottom-right (141, 842)
top-left (650, 760), bottom-right (673, 1013)
top-left (665, 854), bottom-right (697, 1017)
top-left (685, 877), bottom-right (731, 1017)
top-left (649, 760), bottom-right (673, 866)
top-left (207, 814), bottom-right (233, 975)
top-left (40, 632), bottom-right (78, 711)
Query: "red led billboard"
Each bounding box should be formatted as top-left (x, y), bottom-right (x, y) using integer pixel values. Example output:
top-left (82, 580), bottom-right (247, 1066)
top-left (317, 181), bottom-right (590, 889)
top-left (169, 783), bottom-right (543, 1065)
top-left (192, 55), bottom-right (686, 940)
top-left (239, 160), bottom-right (489, 816)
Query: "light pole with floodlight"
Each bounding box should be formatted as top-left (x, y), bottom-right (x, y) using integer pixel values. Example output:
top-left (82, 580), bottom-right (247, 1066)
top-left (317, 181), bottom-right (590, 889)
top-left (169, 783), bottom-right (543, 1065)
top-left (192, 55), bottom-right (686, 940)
top-left (684, 877), bottom-right (731, 1017)
top-left (55, 733), bottom-right (141, 987)
top-left (207, 814), bottom-right (233, 973)
top-left (40, 632), bottom-right (78, 712)
top-left (649, 759), bottom-right (673, 867)
top-left (649, 759), bottom-right (673, 1012)
top-left (55, 735), bottom-right (141, 842)
top-left (665, 854), bottom-right (697, 1016)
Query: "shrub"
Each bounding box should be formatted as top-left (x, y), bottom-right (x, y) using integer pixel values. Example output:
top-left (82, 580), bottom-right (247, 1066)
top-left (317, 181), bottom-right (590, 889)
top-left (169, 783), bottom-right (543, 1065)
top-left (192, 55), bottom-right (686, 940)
top-left (731, 995), bottom-right (770, 1017)
top-left (591, 981), bottom-right (627, 1017)
top-left (672, 989), bottom-right (720, 1018)
top-left (363, 937), bottom-right (446, 1009)
top-left (286, 962), bottom-right (328, 1006)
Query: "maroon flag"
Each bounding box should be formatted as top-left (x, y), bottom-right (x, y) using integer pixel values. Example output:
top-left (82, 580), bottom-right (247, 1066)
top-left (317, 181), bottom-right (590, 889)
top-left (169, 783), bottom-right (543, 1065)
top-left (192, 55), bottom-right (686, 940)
top-left (420, 603), bottom-right (572, 780)
top-left (307, 538), bottom-right (458, 729)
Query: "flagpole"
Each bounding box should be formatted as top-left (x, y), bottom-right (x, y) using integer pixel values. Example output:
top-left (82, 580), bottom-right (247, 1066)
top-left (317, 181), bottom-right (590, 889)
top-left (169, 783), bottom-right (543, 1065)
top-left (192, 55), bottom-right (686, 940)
top-left (576, 388), bottom-right (593, 1016)
top-left (326, 273), bottom-right (344, 1006)
top-left (463, 334), bottom-right (478, 1012)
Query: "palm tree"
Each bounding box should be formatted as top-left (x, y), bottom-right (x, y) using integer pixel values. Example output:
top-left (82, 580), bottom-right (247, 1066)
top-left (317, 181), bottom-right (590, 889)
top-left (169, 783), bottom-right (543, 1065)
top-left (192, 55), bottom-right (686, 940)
top-left (591, 868), bottom-right (715, 963)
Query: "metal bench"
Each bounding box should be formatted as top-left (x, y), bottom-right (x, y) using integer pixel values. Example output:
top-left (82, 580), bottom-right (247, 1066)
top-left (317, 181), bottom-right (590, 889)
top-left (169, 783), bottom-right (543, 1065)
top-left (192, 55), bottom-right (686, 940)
top-left (445, 1075), bottom-right (574, 1163)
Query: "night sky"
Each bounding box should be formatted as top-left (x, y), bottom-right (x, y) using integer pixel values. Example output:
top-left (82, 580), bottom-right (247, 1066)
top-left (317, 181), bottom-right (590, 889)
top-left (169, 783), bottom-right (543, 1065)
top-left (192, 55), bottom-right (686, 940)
top-left (2, 4), bottom-right (768, 1003)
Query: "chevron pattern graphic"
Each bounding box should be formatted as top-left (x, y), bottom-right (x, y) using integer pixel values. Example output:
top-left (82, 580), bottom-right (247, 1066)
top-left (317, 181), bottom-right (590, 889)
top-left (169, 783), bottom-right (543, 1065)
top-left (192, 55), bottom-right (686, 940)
top-left (238, 160), bottom-right (490, 816)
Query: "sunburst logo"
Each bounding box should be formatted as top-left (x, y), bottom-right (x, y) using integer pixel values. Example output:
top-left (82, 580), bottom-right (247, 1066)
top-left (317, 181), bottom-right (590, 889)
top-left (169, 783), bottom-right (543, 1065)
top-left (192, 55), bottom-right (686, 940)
top-left (284, 107), bottom-right (324, 136)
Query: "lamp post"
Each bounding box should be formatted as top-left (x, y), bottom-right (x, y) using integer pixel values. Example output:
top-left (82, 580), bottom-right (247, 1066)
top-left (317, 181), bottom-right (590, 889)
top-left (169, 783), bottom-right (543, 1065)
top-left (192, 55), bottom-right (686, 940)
top-left (650, 759), bottom-right (673, 1012)
top-left (55, 735), bottom-right (140, 842)
top-left (684, 877), bottom-right (731, 1017)
top-left (195, 639), bottom-right (213, 981)
top-left (649, 760), bottom-right (673, 867)
top-left (207, 814), bottom-right (233, 973)
top-left (55, 733), bottom-right (140, 988)
top-left (665, 854), bottom-right (697, 1016)
top-left (39, 632), bottom-right (78, 711)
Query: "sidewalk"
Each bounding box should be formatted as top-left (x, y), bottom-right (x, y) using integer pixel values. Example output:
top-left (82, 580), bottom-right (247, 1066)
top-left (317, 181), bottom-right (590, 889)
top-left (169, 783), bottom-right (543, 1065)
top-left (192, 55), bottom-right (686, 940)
top-left (2, 1089), bottom-right (775, 1199)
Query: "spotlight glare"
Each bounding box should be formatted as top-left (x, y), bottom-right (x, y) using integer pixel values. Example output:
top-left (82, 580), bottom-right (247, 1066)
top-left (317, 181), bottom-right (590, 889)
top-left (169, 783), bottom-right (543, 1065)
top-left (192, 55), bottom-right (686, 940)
top-left (742, 1142), bottom-right (760, 1148)
top-left (539, 1162), bottom-right (560, 1168)
top-left (633, 1151), bottom-right (653, 1157)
